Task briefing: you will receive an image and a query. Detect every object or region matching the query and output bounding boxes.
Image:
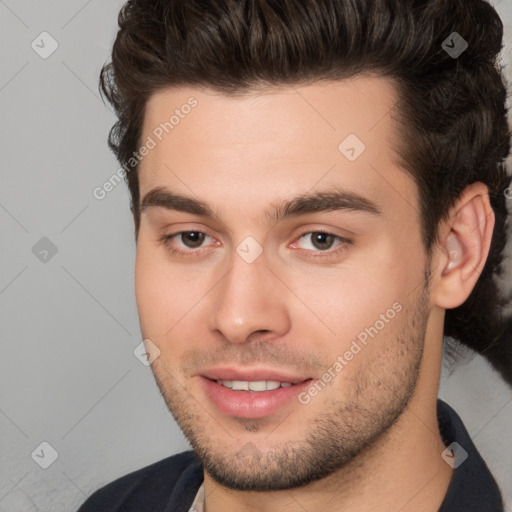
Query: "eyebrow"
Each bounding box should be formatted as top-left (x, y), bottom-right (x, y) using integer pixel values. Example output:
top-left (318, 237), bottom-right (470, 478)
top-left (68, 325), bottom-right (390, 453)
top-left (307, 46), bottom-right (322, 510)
top-left (139, 185), bottom-right (381, 224)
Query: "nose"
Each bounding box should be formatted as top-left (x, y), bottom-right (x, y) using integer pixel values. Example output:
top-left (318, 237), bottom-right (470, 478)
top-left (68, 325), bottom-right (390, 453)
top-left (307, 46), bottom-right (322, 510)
top-left (207, 248), bottom-right (291, 344)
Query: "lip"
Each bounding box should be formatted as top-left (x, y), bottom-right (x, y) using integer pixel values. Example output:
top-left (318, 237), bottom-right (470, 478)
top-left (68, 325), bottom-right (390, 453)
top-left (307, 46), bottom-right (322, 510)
top-left (200, 376), bottom-right (315, 419)
top-left (200, 366), bottom-right (312, 384)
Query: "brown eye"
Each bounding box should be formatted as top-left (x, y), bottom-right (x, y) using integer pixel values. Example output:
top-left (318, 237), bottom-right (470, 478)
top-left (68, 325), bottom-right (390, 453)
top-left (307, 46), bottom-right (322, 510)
top-left (159, 229), bottom-right (217, 256)
top-left (310, 232), bottom-right (336, 250)
top-left (291, 231), bottom-right (352, 260)
top-left (298, 232), bottom-right (339, 251)
top-left (180, 231), bottom-right (206, 248)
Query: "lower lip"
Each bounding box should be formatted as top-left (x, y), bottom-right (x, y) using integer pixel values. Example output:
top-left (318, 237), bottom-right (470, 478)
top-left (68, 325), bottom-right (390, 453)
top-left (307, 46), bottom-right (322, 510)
top-left (200, 377), bottom-right (314, 419)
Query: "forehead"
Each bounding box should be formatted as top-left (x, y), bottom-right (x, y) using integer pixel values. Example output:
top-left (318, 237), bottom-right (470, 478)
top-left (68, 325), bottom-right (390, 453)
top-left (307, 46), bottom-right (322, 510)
top-left (142, 74), bottom-right (399, 151)
top-left (138, 75), bottom-right (416, 225)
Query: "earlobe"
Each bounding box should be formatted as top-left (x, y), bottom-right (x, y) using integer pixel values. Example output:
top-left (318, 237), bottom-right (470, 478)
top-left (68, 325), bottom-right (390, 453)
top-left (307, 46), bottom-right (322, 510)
top-left (431, 183), bottom-right (495, 310)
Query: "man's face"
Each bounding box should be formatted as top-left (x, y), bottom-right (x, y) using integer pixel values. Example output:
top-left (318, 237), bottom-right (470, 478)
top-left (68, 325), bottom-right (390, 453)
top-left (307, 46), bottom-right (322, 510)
top-left (135, 76), bottom-right (432, 491)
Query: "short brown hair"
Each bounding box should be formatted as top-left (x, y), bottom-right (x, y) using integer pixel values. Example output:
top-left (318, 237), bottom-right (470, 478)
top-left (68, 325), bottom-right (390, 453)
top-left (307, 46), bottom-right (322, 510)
top-left (100, 0), bottom-right (512, 385)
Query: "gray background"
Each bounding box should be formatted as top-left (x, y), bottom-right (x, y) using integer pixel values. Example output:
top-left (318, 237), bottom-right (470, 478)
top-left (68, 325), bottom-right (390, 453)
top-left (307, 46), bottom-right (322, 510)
top-left (1, 1), bottom-right (511, 510)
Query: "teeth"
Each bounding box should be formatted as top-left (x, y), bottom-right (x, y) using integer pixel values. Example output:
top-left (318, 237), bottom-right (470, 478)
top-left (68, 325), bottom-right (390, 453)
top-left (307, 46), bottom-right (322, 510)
top-left (216, 380), bottom-right (295, 391)
top-left (248, 381), bottom-right (268, 391)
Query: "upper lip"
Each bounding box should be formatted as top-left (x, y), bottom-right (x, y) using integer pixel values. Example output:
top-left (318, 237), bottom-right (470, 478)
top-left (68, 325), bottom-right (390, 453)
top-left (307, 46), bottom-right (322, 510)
top-left (200, 366), bottom-right (313, 384)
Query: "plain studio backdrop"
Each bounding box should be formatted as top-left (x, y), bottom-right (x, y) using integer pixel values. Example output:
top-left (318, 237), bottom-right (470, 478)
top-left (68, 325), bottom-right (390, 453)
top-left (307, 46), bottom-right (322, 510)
top-left (1, 1), bottom-right (511, 510)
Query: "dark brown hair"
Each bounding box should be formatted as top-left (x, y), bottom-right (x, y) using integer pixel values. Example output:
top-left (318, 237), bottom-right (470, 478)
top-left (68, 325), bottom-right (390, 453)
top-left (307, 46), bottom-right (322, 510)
top-left (100, 0), bottom-right (512, 385)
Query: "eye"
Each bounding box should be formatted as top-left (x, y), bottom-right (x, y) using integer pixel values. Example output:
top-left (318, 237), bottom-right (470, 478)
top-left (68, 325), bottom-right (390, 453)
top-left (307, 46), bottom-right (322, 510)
top-left (176, 231), bottom-right (208, 249)
top-left (291, 231), bottom-right (351, 257)
top-left (297, 232), bottom-right (339, 251)
top-left (159, 230), bottom-right (216, 254)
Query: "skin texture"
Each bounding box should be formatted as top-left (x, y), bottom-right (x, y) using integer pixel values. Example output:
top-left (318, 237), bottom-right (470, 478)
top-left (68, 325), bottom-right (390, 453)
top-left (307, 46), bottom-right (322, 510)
top-left (134, 75), bottom-right (494, 511)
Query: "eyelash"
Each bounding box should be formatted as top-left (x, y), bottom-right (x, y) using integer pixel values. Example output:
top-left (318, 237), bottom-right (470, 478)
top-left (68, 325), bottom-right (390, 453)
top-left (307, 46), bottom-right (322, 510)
top-left (158, 229), bottom-right (352, 260)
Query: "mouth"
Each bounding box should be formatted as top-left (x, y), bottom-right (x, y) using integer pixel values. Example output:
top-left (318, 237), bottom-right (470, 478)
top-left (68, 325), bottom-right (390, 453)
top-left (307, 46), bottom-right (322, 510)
top-left (200, 366), bottom-right (314, 384)
top-left (207, 378), bottom-right (310, 391)
top-left (200, 376), bottom-right (315, 419)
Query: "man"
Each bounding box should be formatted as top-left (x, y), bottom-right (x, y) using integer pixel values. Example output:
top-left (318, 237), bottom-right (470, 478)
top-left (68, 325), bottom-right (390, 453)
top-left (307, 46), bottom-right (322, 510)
top-left (78, 0), bottom-right (512, 510)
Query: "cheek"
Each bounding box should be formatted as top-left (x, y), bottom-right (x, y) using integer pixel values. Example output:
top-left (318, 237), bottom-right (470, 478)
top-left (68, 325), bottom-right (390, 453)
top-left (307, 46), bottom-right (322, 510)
top-left (135, 242), bottom-right (185, 334)
top-left (134, 241), bottom-right (215, 340)
top-left (286, 242), bottom-right (415, 363)
top-left (292, 253), bottom-right (399, 329)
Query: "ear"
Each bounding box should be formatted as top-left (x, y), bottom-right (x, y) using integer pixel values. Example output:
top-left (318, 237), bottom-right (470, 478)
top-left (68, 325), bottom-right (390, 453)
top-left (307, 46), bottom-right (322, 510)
top-left (430, 182), bottom-right (495, 309)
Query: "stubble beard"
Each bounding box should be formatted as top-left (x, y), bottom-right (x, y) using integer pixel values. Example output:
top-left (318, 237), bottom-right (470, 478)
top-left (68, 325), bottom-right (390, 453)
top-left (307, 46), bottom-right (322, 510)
top-left (149, 275), bottom-right (430, 492)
